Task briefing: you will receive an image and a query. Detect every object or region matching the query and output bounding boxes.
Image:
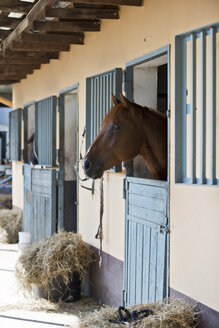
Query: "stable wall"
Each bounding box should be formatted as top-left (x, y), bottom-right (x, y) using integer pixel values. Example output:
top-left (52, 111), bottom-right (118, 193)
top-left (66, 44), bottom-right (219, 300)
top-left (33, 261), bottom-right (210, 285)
top-left (12, 0), bottom-right (219, 312)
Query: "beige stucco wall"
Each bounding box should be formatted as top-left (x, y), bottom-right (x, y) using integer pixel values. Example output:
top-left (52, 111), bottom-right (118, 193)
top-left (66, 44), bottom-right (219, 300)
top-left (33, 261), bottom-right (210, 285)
top-left (12, 0), bottom-right (219, 311)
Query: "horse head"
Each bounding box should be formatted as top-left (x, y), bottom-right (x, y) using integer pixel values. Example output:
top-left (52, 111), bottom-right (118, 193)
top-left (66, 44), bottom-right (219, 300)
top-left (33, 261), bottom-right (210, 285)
top-left (83, 94), bottom-right (144, 179)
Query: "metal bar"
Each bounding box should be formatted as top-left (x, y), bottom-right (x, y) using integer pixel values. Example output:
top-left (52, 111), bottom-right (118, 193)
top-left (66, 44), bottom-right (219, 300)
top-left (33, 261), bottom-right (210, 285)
top-left (104, 74), bottom-right (109, 116)
top-left (210, 27), bottom-right (216, 184)
top-left (200, 31), bottom-right (206, 184)
top-left (190, 34), bottom-right (196, 183)
top-left (90, 78), bottom-right (94, 144)
top-left (102, 75), bottom-right (105, 120)
top-left (182, 38), bottom-right (187, 181)
top-left (94, 78), bottom-right (97, 140)
top-left (96, 77), bottom-right (100, 136)
top-left (100, 75), bottom-right (103, 127)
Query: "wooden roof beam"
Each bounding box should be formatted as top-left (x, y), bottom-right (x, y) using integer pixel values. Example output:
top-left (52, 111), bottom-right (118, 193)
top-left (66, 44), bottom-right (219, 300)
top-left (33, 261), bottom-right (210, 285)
top-left (1, 0), bottom-right (58, 54)
top-left (33, 20), bottom-right (101, 32)
top-left (45, 7), bottom-right (119, 19)
top-left (72, 0), bottom-right (142, 6)
top-left (0, 0), bottom-right (35, 14)
top-left (21, 32), bottom-right (84, 44)
top-left (0, 64), bottom-right (41, 70)
top-left (0, 74), bottom-right (27, 80)
top-left (0, 69), bottom-right (33, 75)
top-left (0, 80), bottom-right (19, 85)
top-left (0, 17), bottom-right (23, 29)
top-left (0, 58), bottom-right (50, 65)
top-left (2, 50), bottom-right (59, 59)
top-left (12, 41), bottom-right (70, 52)
top-left (0, 30), bottom-right (11, 40)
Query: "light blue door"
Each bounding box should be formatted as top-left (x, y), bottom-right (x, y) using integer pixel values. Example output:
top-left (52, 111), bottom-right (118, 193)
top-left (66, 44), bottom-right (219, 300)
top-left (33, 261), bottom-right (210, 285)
top-left (23, 164), bottom-right (56, 243)
top-left (124, 177), bottom-right (169, 306)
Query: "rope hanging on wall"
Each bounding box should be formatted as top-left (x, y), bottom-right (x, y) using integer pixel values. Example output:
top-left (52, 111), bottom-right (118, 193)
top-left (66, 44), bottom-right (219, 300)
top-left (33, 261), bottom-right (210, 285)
top-left (95, 177), bottom-right (104, 268)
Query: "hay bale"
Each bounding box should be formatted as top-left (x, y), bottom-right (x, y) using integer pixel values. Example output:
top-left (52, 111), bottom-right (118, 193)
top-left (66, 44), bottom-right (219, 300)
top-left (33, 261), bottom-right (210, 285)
top-left (0, 209), bottom-right (22, 243)
top-left (77, 298), bottom-right (198, 328)
top-left (15, 231), bottom-right (95, 301)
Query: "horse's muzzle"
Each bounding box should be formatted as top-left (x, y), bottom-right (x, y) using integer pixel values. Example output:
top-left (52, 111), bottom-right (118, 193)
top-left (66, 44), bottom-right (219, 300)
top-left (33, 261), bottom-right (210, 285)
top-left (82, 157), bottom-right (103, 180)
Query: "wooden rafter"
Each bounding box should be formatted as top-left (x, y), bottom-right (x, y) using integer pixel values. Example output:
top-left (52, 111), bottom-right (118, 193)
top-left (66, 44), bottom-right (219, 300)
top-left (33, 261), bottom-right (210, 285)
top-left (0, 17), bottom-right (23, 29)
top-left (21, 32), bottom-right (84, 44)
top-left (0, 0), bottom-right (36, 14)
top-left (0, 96), bottom-right (12, 107)
top-left (72, 0), bottom-right (142, 6)
top-left (33, 20), bottom-right (101, 32)
top-left (0, 0), bottom-right (143, 84)
top-left (0, 64), bottom-right (41, 70)
top-left (1, 0), bottom-right (58, 52)
top-left (12, 41), bottom-right (70, 52)
top-left (45, 7), bottom-right (119, 19)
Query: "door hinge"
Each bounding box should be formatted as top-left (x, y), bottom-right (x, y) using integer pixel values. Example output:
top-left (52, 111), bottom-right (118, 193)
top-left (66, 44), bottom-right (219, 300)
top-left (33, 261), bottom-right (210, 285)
top-left (123, 178), bottom-right (127, 199)
top-left (160, 225), bottom-right (169, 234)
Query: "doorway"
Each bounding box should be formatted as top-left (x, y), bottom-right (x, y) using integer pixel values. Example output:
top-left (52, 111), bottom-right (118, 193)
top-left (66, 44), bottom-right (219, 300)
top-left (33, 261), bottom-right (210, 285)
top-left (132, 56), bottom-right (168, 179)
top-left (123, 46), bottom-right (170, 306)
top-left (59, 85), bottom-right (79, 232)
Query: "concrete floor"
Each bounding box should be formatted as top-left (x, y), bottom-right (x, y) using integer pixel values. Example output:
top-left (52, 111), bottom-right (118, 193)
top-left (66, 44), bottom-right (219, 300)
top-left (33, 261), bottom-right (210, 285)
top-left (0, 243), bottom-right (82, 328)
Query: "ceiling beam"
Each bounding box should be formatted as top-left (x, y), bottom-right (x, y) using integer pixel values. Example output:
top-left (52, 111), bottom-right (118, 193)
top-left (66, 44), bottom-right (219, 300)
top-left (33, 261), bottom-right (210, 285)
top-left (0, 80), bottom-right (19, 85)
top-left (2, 50), bottom-right (59, 59)
top-left (0, 58), bottom-right (49, 65)
top-left (0, 30), bottom-right (11, 40)
top-left (12, 41), bottom-right (70, 52)
top-left (0, 74), bottom-right (27, 80)
top-left (45, 7), bottom-right (119, 19)
top-left (0, 69), bottom-right (33, 75)
top-left (0, 64), bottom-right (41, 70)
top-left (0, 96), bottom-right (12, 107)
top-left (33, 20), bottom-right (101, 32)
top-left (0, 17), bottom-right (23, 29)
top-left (1, 0), bottom-right (58, 53)
top-left (0, 0), bottom-right (35, 13)
top-left (72, 0), bottom-right (142, 6)
top-left (21, 32), bottom-right (84, 44)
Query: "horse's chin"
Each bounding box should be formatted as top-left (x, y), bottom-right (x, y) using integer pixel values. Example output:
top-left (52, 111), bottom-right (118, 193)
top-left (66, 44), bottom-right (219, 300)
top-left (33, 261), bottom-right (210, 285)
top-left (86, 168), bottom-right (104, 180)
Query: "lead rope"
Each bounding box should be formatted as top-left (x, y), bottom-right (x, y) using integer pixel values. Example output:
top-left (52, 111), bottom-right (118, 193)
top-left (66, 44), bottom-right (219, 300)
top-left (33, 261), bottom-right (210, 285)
top-left (95, 177), bottom-right (104, 268)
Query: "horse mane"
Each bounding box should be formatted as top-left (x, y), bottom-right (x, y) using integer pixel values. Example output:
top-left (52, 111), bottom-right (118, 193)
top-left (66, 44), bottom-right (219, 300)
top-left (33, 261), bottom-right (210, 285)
top-left (144, 106), bottom-right (167, 120)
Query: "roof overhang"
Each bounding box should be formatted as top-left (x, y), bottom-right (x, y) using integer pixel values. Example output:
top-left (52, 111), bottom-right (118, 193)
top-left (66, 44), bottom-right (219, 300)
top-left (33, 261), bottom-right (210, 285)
top-left (0, 0), bottom-right (142, 85)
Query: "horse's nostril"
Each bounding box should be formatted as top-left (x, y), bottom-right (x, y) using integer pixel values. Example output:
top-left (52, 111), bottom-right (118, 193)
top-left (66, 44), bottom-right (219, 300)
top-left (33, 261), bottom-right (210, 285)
top-left (84, 159), bottom-right (91, 172)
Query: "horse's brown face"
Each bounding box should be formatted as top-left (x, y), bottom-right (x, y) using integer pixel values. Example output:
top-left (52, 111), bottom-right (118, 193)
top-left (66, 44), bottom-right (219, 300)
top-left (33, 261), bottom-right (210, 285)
top-left (83, 95), bottom-right (142, 179)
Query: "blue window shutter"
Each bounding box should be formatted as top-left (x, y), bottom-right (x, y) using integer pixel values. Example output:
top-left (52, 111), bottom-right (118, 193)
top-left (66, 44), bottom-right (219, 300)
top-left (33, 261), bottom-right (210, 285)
top-left (35, 96), bottom-right (57, 166)
top-left (9, 108), bottom-right (22, 161)
top-left (86, 68), bottom-right (123, 172)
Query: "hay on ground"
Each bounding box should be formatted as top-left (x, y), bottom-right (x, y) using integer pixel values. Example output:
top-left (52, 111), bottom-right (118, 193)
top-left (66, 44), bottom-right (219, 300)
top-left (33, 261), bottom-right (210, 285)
top-left (0, 209), bottom-right (22, 243)
top-left (15, 231), bottom-right (95, 299)
top-left (77, 298), bottom-right (198, 328)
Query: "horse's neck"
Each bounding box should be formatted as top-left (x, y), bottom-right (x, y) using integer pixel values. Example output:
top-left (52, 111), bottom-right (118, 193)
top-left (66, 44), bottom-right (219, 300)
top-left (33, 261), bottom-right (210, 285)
top-left (137, 109), bottom-right (167, 180)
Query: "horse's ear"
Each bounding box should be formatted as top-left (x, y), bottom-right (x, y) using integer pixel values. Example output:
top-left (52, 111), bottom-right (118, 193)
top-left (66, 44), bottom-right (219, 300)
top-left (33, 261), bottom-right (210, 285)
top-left (111, 94), bottom-right (121, 105)
top-left (120, 93), bottom-right (132, 107)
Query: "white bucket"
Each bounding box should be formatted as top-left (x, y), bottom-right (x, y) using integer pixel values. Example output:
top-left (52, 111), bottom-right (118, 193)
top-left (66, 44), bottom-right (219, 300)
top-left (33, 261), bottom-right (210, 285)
top-left (18, 232), bottom-right (31, 252)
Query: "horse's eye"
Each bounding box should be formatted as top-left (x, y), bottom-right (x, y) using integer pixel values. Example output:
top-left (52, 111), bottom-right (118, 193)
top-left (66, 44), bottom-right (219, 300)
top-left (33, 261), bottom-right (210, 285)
top-left (112, 124), bottom-right (119, 131)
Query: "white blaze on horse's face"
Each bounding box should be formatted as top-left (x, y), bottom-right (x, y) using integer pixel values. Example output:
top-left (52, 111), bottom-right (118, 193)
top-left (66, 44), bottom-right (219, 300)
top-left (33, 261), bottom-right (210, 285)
top-left (83, 95), bottom-right (142, 179)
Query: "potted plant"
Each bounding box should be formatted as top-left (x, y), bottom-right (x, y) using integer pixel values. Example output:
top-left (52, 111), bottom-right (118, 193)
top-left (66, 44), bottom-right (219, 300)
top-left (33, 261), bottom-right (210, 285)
top-left (15, 231), bottom-right (95, 303)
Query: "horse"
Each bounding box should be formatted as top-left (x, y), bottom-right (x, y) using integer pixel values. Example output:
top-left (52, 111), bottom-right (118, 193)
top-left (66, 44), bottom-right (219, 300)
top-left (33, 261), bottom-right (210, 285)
top-left (26, 133), bottom-right (38, 166)
top-left (83, 94), bottom-right (167, 181)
